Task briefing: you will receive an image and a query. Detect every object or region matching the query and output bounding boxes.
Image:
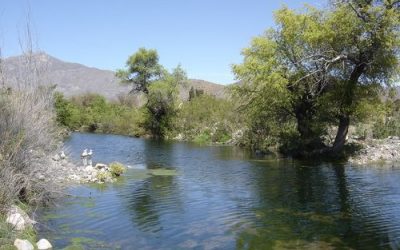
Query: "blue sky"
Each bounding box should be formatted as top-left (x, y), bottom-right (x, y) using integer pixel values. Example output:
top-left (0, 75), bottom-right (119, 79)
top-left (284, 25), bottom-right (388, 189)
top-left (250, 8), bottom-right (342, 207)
top-left (1, 0), bottom-right (326, 84)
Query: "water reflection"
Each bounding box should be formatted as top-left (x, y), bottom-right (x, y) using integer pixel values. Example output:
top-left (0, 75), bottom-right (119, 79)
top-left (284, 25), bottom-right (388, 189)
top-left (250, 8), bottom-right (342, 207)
top-left (38, 133), bottom-right (400, 249)
top-left (121, 139), bottom-right (183, 234)
top-left (233, 161), bottom-right (399, 249)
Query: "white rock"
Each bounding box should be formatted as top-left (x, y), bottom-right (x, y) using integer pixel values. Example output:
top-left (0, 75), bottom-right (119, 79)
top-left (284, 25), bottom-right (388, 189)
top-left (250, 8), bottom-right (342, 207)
top-left (14, 239), bottom-right (34, 250)
top-left (6, 213), bottom-right (26, 230)
top-left (37, 239), bottom-right (52, 250)
top-left (36, 174), bottom-right (46, 181)
top-left (85, 165), bottom-right (94, 172)
top-left (51, 154), bottom-right (61, 161)
top-left (95, 163), bottom-right (107, 169)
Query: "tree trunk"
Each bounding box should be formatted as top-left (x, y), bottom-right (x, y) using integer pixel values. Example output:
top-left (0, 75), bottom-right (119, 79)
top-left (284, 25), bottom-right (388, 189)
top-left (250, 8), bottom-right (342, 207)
top-left (296, 113), bottom-right (313, 140)
top-left (294, 98), bottom-right (315, 142)
top-left (330, 63), bottom-right (365, 154)
top-left (332, 115), bottom-right (350, 153)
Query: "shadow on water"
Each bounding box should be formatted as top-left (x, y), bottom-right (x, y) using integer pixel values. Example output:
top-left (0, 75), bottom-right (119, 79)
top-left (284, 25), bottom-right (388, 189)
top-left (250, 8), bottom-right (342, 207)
top-left (120, 139), bottom-right (183, 235)
top-left (234, 161), bottom-right (399, 249)
top-left (38, 133), bottom-right (400, 249)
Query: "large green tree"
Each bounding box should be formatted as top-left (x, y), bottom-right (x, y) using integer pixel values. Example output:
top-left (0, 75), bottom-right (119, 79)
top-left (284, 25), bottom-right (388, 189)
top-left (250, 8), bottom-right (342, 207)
top-left (116, 47), bottom-right (164, 94)
top-left (233, 1), bottom-right (399, 155)
top-left (144, 65), bottom-right (187, 138)
top-left (117, 49), bottom-right (187, 138)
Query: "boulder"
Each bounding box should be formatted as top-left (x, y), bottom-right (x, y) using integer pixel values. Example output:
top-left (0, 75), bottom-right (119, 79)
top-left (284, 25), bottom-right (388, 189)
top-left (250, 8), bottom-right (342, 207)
top-left (37, 239), bottom-right (52, 250)
top-left (95, 163), bottom-right (107, 170)
top-left (85, 165), bottom-right (94, 172)
top-left (51, 154), bottom-right (61, 161)
top-left (6, 213), bottom-right (25, 230)
top-left (6, 205), bottom-right (35, 230)
top-left (14, 239), bottom-right (34, 250)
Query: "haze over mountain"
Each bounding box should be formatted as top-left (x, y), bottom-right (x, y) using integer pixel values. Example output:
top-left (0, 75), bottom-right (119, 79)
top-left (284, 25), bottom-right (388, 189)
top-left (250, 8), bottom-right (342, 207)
top-left (1, 52), bottom-right (227, 100)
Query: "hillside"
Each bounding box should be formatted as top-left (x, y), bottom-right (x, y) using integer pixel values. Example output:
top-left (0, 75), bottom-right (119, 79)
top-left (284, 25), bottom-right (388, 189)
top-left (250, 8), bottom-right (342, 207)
top-left (1, 52), bottom-right (227, 100)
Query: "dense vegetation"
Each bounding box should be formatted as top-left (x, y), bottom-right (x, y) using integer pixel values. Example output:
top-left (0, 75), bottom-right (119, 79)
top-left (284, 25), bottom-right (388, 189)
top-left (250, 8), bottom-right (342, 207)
top-left (55, 92), bottom-right (145, 136)
top-left (0, 52), bottom-right (60, 245)
top-left (54, 91), bottom-right (237, 144)
top-left (55, 1), bottom-right (399, 158)
top-left (232, 0), bottom-right (400, 156)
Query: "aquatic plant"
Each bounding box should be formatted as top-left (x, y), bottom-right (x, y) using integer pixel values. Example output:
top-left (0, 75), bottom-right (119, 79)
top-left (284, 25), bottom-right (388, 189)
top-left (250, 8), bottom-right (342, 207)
top-left (109, 162), bottom-right (126, 177)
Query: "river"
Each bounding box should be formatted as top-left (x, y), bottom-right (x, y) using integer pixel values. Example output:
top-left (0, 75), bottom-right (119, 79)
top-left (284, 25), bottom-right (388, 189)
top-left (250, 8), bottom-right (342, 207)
top-left (37, 132), bottom-right (400, 249)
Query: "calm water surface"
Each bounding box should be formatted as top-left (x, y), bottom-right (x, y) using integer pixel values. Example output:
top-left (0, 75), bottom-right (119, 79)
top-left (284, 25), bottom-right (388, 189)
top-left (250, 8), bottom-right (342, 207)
top-left (37, 132), bottom-right (400, 249)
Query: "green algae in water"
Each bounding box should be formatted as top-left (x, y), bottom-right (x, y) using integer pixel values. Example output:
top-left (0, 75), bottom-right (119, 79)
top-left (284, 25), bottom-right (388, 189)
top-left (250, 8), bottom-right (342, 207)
top-left (66, 237), bottom-right (119, 249)
top-left (130, 169), bottom-right (152, 180)
top-left (70, 237), bottom-right (97, 245)
top-left (149, 168), bottom-right (179, 176)
top-left (125, 168), bottom-right (179, 179)
top-left (82, 200), bottom-right (96, 208)
top-left (42, 213), bottom-right (71, 221)
top-left (62, 245), bottom-right (85, 250)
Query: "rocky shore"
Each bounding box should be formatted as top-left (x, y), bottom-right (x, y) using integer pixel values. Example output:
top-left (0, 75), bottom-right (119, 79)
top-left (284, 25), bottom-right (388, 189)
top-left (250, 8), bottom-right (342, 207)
top-left (5, 151), bottom-right (126, 250)
top-left (348, 136), bottom-right (400, 165)
top-left (46, 152), bottom-right (119, 185)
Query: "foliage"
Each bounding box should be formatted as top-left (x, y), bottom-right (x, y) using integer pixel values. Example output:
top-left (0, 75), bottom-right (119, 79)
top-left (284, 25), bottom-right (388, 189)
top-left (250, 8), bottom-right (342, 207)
top-left (0, 84), bottom-right (61, 211)
top-left (116, 47), bottom-right (164, 94)
top-left (232, 1), bottom-right (400, 155)
top-left (143, 66), bottom-right (186, 138)
top-left (109, 162), bottom-right (126, 177)
top-left (54, 93), bottom-right (146, 136)
top-left (117, 49), bottom-right (189, 139)
top-left (96, 171), bottom-right (111, 182)
top-left (173, 94), bottom-right (238, 143)
top-left (371, 94), bottom-right (400, 139)
top-left (188, 86), bottom-right (204, 101)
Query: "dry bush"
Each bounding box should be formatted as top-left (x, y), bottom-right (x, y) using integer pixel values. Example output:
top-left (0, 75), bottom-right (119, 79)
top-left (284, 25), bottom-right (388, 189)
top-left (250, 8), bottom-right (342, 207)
top-left (0, 51), bottom-right (61, 212)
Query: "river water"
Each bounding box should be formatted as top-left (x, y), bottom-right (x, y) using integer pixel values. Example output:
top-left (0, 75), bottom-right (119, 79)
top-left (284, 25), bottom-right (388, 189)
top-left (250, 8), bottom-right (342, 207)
top-left (37, 132), bottom-right (400, 249)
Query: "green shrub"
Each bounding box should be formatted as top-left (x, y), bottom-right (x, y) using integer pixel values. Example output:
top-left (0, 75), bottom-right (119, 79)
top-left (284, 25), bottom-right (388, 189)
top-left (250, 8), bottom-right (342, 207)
top-left (54, 93), bottom-right (146, 136)
top-left (194, 132), bottom-right (212, 144)
top-left (173, 95), bottom-right (238, 143)
top-left (109, 162), bottom-right (126, 177)
top-left (96, 171), bottom-right (111, 182)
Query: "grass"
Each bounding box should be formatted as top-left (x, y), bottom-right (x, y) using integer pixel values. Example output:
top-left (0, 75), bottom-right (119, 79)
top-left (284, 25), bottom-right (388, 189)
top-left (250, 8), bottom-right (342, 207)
top-left (0, 213), bottom-right (37, 249)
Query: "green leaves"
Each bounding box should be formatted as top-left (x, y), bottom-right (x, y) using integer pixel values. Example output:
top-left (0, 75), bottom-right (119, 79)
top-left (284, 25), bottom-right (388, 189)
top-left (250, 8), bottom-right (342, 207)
top-left (232, 1), bottom-right (400, 154)
top-left (116, 48), bottom-right (164, 94)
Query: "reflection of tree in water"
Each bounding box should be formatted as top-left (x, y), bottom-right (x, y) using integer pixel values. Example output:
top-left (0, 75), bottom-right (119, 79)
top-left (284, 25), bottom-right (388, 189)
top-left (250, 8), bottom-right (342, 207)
top-left (122, 139), bottom-right (183, 234)
top-left (234, 161), bottom-right (393, 249)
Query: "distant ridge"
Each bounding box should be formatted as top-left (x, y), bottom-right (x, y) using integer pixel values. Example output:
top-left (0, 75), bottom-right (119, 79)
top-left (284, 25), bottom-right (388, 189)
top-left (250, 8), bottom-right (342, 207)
top-left (2, 52), bottom-right (227, 100)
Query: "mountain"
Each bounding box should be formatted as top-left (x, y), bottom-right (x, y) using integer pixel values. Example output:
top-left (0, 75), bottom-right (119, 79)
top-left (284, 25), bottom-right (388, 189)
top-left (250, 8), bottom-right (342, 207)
top-left (1, 52), bottom-right (227, 100)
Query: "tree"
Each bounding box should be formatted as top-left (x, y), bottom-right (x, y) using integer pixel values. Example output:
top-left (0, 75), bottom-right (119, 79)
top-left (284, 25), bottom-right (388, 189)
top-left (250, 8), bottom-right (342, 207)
top-left (325, 0), bottom-right (400, 152)
top-left (116, 48), bottom-right (164, 94)
top-left (117, 48), bottom-right (188, 138)
top-left (145, 66), bottom-right (187, 138)
top-left (233, 1), bottom-right (399, 155)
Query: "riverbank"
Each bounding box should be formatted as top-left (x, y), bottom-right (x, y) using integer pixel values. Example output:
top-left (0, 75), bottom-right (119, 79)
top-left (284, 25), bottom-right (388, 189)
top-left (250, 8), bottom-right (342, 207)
top-left (68, 129), bottom-right (400, 166)
top-left (348, 137), bottom-right (400, 165)
top-left (1, 149), bottom-right (126, 249)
